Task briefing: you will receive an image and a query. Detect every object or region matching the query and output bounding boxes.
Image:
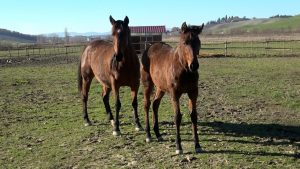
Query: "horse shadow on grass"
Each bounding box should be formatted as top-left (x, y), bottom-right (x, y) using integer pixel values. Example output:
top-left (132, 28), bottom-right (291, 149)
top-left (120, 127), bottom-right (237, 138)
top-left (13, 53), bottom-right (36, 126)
top-left (159, 120), bottom-right (300, 158)
top-left (200, 121), bottom-right (300, 143)
top-left (198, 121), bottom-right (300, 158)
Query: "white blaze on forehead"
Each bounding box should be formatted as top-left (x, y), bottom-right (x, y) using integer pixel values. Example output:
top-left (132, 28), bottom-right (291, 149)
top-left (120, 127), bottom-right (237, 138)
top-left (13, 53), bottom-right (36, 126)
top-left (117, 24), bottom-right (123, 33)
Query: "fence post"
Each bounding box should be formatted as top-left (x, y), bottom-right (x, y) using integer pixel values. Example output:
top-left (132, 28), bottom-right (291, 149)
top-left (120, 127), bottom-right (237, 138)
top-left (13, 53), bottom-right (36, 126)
top-left (265, 41), bottom-right (268, 56)
top-left (65, 46), bottom-right (68, 56)
top-left (224, 41), bottom-right (227, 57)
top-left (17, 44), bottom-right (20, 57)
top-left (26, 47), bottom-right (29, 57)
top-left (283, 41), bottom-right (285, 57)
top-left (251, 41), bottom-right (253, 57)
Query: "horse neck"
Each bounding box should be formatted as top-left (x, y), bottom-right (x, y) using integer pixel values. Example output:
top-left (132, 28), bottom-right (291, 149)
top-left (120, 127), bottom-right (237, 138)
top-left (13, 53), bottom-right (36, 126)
top-left (173, 45), bottom-right (188, 71)
top-left (123, 38), bottom-right (136, 60)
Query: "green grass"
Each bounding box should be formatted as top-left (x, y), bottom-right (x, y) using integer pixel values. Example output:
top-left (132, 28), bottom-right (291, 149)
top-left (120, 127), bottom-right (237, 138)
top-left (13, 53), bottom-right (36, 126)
top-left (0, 56), bottom-right (299, 168)
top-left (206, 15), bottom-right (300, 34)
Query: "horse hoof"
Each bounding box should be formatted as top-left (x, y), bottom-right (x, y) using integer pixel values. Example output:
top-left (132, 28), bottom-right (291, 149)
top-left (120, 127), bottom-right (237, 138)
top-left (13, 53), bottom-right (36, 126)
top-left (135, 127), bottom-right (143, 132)
top-left (146, 138), bottom-right (151, 143)
top-left (157, 136), bottom-right (163, 142)
top-left (110, 120), bottom-right (115, 127)
top-left (113, 131), bottom-right (121, 136)
top-left (84, 122), bottom-right (92, 126)
top-left (176, 149), bottom-right (183, 155)
top-left (195, 147), bottom-right (202, 154)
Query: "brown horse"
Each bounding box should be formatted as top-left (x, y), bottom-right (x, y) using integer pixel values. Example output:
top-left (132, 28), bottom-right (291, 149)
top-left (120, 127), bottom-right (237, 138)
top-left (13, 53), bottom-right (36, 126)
top-left (141, 22), bottom-right (204, 154)
top-left (78, 16), bottom-right (142, 135)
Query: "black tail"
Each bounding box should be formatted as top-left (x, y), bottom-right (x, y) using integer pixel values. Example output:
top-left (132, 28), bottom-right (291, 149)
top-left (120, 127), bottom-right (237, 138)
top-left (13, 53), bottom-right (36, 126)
top-left (78, 59), bottom-right (82, 94)
top-left (141, 46), bottom-right (150, 73)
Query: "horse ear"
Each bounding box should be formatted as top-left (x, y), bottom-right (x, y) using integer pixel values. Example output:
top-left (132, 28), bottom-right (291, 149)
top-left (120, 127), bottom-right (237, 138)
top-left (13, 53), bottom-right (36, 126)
top-left (197, 23), bottom-right (204, 34)
top-left (124, 16), bottom-right (129, 25)
top-left (109, 15), bottom-right (115, 25)
top-left (181, 22), bottom-right (188, 33)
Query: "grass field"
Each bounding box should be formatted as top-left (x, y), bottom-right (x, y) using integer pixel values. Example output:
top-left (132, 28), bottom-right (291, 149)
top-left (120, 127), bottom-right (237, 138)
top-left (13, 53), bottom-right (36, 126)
top-left (0, 55), bottom-right (299, 168)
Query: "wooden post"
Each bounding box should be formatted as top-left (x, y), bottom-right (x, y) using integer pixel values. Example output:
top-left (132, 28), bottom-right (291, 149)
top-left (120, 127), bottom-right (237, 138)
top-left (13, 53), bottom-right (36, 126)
top-left (17, 44), bottom-right (20, 57)
top-left (265, 41), bottom-right (268, 56)
top-left (224, 41), bottom-right (227, 57)
top-left (283, 40), bottom-right (285, 56)
top-left (251, 41), bottom-right (253, 57)
top-left (65, 46), bottom-right (68, 56)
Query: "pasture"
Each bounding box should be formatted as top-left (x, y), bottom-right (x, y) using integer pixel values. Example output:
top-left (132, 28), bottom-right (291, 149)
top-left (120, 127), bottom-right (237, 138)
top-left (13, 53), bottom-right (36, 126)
top-left (0, 55), bottom-right (299, 168)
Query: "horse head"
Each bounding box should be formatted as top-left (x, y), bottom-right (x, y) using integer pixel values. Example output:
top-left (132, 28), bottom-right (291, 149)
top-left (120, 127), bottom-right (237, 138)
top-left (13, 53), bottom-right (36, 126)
top-left (178, 22), bottom-right (204, 72)
top-left (109, 15), bottom-right (131, 61)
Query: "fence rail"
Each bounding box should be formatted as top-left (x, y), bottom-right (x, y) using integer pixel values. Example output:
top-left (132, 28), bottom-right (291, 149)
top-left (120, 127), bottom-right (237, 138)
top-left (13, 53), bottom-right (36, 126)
top-left (1, 40), bottom-right (300, 58)
top-left (0, 44), bottom-right (86, 58)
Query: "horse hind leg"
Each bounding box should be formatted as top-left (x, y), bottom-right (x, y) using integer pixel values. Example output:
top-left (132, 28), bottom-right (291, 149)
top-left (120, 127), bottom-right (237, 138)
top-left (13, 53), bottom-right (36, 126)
top-left (131, 86), bottom-right (143, 132)
top-left (81, 75), bottom-right (93, 126)
top-left (152, 89), bottom-right (165, 142)
top-left (102, 86), bottom-right (114, 126)
top-left (141, 68), bottom-right (154, 142)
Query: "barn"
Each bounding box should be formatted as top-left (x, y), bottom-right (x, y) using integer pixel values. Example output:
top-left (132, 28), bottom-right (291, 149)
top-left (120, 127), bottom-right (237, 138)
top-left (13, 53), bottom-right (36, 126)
top-left (129, 26), bottom-right (166, 54)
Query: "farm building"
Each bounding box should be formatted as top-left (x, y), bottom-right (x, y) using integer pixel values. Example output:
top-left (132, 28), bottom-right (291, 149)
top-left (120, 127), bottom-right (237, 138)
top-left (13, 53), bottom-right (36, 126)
top-left (129, 26), bottom-right (166, 54)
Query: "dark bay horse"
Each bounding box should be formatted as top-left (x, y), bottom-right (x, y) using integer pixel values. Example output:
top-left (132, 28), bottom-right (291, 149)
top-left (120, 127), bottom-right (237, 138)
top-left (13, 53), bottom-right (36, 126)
top-left (78, 16), bottom-right (142, 135)
top-left (141, 22), bottom-right (204, 154)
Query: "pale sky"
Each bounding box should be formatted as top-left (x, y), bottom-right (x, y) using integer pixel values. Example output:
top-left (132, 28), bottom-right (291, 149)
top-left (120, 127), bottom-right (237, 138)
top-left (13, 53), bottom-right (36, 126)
top-left (0, 0), bottom-right (299, 35)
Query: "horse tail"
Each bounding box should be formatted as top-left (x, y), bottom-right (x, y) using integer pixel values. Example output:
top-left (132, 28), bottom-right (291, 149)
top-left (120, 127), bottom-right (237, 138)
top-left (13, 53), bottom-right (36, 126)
top-left (141, 46), bottom-right (154, 94)
top-left (141, 46), bottom-right (150, 73)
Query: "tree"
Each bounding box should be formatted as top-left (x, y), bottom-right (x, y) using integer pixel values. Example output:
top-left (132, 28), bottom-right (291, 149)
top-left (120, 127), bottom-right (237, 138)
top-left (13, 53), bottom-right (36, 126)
top-left (64, 27), bottom-right (69, 44)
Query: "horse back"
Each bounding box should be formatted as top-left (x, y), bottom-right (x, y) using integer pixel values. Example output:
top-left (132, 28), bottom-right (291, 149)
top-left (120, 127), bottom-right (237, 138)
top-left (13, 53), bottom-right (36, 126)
top-left (142, 42), bottom-right (173, 73)
top-left (80, 40), bottom-right (114, 86)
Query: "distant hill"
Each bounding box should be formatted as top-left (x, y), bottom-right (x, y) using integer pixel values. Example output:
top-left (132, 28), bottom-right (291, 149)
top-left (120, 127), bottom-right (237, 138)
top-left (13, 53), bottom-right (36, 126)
top-left (0, 28), bottom-right (37, 43)
top-left (43, 32), bottom-right (109, 37)
top-left (204, 15), bottom-right (300, 35)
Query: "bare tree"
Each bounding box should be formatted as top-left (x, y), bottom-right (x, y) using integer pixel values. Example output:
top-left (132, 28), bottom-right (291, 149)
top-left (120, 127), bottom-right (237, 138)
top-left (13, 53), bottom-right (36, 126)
top-left (65, 27), bottom-right (69, 44)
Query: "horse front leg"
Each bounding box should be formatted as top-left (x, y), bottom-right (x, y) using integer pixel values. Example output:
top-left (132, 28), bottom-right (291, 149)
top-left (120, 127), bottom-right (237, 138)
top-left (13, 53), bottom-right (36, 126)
top-left (171, 92), bottom-right (183, 154)
top-left (188, 91), bottom-right (202, 153)
top-left (131, 86), bottom-right (143, 131)
top-left (111, 81), bottom-right (121, 136)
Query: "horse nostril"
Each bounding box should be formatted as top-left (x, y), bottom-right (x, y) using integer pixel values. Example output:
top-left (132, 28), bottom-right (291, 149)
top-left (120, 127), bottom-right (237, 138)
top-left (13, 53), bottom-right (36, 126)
top-left (189, 62), bottom-right (199, 72)
top-left (115, 53), bottom-right (123, 61)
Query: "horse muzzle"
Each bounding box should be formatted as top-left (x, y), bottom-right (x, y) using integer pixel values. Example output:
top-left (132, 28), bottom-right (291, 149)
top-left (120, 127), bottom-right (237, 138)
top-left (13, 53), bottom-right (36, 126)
top-left (115, 52), bottom-right (123, 62)
top-left (189, 61), bottom-right (199, 72)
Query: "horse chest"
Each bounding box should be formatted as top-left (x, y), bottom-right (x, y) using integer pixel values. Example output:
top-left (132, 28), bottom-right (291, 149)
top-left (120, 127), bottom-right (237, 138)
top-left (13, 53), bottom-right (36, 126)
top-left (175, 71), bottom-right (199, 92)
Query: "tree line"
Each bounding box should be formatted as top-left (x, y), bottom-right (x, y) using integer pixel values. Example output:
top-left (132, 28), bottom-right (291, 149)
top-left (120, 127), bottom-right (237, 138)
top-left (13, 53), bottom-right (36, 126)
top-left (0, 28), bottom-right (37, 42)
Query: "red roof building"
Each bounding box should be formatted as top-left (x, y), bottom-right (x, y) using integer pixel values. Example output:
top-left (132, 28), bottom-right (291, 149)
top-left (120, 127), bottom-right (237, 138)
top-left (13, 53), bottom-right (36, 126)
top-left (129, 26), bottom-right (166, 54)
top-left (130, 26), bottom-right (166, 34)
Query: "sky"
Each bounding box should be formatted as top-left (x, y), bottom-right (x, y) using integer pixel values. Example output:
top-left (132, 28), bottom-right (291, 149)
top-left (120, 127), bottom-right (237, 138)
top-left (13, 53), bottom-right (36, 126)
top-left (0, 0), bottom-right (299, 35)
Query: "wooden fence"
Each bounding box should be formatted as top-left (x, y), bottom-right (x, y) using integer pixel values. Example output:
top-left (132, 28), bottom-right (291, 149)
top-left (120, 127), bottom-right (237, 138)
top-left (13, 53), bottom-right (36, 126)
top-left (0, 43), bottom-right (86, 58)
top-left (166, 40), bottom-right (300, 57)
top-left (1, 40), bottom-right (300, 58)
